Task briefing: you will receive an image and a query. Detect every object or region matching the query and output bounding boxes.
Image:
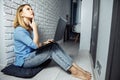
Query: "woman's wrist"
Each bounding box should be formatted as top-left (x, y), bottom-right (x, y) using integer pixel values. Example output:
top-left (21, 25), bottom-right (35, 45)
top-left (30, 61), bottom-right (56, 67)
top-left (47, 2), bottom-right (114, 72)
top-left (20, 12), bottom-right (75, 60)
top-left (32, 25), bottom-right (38, 30)
top-left (38, 43), bottom-right (43, 47)
top-left (41, 42), bottom-right (44, 46)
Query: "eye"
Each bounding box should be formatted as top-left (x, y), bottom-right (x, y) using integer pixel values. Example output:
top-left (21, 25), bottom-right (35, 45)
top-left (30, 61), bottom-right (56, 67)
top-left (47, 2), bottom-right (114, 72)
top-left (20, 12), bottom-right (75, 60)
top-left (27, 8), bottom-right (33, 11)
top-left (27, 8), bottom-right (30, 10)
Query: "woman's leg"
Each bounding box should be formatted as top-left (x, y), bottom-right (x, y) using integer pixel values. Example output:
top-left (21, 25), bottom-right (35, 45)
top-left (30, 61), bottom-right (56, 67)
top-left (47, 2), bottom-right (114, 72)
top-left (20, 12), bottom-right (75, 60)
top-left (51, 43), bottom-right (91, 80)
top-left (23, 50), bottom-right (51, 68)
top-left (23, 42), bottom-right (72, 69)
top-left (23, 42), bottom-right (91, 80)
top-left (50, 43), bottom-right (73, 71)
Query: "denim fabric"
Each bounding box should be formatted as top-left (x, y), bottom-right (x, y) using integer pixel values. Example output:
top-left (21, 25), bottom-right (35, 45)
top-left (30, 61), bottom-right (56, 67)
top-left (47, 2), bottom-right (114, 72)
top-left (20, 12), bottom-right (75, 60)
top-left (23, 43), bottom-right (73, 71)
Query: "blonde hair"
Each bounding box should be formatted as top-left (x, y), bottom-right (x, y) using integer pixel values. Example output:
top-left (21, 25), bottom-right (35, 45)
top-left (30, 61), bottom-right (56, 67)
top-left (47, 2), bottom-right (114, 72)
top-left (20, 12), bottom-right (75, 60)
top-left (13, 4), bottom-right (32, 31)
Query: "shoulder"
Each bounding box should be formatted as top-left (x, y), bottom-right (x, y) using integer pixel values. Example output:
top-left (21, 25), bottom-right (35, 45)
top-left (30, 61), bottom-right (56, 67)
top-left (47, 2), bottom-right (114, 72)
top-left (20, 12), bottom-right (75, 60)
top-left (13, 26), bottom-right (31, 41)
top-left (14, 26), bottom-right (29, 34)
top-left (14, 26), bottom-right (30, 38)
top-left (14, 26), bottom-right (26, 32)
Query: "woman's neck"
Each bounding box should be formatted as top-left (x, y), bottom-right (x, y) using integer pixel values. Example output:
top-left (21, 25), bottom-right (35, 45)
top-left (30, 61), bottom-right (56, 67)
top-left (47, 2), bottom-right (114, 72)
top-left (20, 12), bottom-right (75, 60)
top-left (23, 17), bottom-right (33, 31)
top-left (23, 18), bottom-right (31, 26)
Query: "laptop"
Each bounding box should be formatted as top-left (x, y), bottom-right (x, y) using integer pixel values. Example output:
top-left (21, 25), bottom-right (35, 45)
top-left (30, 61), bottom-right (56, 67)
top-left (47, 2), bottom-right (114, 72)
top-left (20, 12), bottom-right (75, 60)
top-left (40, 17), bottom-right (67, 48)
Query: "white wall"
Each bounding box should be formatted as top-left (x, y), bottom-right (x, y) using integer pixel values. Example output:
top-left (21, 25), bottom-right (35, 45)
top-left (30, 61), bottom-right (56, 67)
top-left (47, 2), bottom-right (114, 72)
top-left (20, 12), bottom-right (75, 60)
top-left (94, 0), bottom-right (113, 80)
top-left (80, 0), bottom-right (93, 51)
top-left (0, 0), bottom-right (7, 67)
top-left (79, 0), bottom-right (113, 80)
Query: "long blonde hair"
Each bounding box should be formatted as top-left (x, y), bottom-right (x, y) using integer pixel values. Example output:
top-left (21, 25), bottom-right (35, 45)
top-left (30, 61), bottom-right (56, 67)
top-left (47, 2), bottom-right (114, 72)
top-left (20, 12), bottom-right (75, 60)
top-left (13, 4), bottom-right (32, 31)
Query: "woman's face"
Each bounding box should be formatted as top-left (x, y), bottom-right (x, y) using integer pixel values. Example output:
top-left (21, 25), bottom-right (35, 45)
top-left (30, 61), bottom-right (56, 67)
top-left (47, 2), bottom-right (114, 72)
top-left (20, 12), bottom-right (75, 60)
top-left (21, 5), bottom-right (34, 19)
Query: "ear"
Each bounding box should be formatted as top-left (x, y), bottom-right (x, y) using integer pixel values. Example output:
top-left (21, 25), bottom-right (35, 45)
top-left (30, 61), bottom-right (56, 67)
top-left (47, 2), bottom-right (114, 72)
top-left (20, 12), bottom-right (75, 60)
top-left (21, 14), bottom-right (24, 17)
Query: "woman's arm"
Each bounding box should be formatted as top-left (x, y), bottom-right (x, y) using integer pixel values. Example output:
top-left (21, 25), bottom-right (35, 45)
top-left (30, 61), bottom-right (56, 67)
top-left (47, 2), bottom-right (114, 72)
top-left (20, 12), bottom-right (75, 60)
top-left (29, 19), bottom-right (54, 47)
top-left (29, 19), bottom-right (41, 48)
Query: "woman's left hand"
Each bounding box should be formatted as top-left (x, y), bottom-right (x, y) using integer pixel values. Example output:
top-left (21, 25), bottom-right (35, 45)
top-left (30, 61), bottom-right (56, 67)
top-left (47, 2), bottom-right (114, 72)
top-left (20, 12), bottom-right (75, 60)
top-left (43, 39), bottom-right (54, 45)
top-left (47, 39), bottom-right (54, 42)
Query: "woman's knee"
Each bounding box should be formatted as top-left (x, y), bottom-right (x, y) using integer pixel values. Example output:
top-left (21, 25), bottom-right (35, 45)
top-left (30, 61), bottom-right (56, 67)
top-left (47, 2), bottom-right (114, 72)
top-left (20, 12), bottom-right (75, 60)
top-left (52, 42), bottom-right (60, 48)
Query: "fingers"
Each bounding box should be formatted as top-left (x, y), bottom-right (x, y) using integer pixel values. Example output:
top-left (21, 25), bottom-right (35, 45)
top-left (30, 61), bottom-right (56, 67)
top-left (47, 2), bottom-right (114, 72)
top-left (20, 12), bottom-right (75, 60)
top-left (47, 39), bottom-right (54, 42)
top-left (44, 39), bottom-right (53, 44)
top-left (44, 41), bottom-right (50, 45)
top-left (43, 39), bottom-right (54, 45)
top-left (29, 19), bottom-right (37, 29)
top-left (28, 21), bottom-right (32, 26)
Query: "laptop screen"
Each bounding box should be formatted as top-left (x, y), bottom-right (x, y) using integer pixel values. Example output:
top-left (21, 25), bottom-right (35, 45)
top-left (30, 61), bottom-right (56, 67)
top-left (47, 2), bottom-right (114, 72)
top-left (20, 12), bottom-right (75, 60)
top-left (54, 17), bottom-right (67, 41)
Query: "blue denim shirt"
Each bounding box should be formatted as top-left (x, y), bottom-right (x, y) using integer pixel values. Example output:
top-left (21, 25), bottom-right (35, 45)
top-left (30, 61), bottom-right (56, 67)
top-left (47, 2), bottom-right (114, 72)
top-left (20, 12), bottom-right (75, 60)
top-left (13, 26), bottom-right (37, 66)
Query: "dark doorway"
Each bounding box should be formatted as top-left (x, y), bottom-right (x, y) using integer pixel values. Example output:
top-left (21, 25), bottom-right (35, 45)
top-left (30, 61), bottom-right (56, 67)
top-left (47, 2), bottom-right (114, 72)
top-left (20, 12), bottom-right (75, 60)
top-left (90, 0), bottom-right (100, 68)
top-left (70, 0), bottom-right (78, 25)
top-left (106, 0), bottom-right (120, 80)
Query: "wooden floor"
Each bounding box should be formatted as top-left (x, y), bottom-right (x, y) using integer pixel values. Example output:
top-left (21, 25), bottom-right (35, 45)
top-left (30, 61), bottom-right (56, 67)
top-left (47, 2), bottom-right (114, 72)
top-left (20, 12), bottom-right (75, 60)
top-left (0, 41), bottom-right (94, 80)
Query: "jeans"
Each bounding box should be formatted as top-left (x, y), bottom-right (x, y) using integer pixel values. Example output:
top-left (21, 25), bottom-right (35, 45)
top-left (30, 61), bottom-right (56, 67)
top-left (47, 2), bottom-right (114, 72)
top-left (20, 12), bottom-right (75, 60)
top-left (23, 42), bottom-right (73, 71)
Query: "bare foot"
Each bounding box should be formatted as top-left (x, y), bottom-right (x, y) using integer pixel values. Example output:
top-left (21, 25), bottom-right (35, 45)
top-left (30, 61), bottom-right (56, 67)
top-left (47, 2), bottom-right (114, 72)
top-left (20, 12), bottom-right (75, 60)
top-left (69, 66), bottom-right (91, 80)
top-left (72, 63), bottom-right (91, 76)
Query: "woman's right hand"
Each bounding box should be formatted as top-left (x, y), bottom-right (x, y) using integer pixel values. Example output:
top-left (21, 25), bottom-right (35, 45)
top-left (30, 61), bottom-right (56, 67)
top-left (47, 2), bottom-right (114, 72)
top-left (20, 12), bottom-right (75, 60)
top-left (29, 18), bottom-right (37, 29)
top-left (29, 18), bottom-right (39, 48)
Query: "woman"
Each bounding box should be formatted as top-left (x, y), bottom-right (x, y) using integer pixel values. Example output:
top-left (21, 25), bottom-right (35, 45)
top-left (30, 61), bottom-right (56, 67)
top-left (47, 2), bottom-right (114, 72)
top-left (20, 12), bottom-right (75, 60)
top-left (13, 4), bottom-right (91, 80)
